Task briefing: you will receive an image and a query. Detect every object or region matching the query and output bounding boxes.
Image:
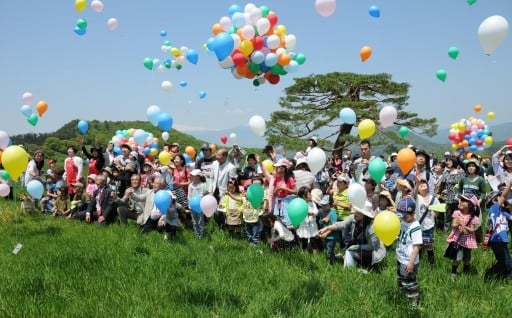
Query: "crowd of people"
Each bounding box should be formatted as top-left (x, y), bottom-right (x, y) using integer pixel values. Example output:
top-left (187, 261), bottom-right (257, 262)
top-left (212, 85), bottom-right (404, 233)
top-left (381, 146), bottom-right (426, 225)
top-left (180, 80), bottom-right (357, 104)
top-left (2, 137), bottom-right (512, 307)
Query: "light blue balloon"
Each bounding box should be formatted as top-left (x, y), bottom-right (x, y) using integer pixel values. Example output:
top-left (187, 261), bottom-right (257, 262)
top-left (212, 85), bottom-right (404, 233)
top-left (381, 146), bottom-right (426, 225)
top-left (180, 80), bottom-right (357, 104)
top-left (146, 105), bottom-right (161, 127)
top-left (179, 81), bottom-right (188, 87)
top-left (339, 108), bottom-right (357, 125)
top-left (205, 37), bottom-right (215, 52)
top-left (154, 190), bottom-right (171, 215)
top-left (160, 30), bottom-right (167, 37)
top-left (232, 12), bottom-right (246, 28)
top-left (20, 105), bottom-right (33, 118)
top-left (189, 195), bottom-right (202, 213)
top-left (369, 5), bottom-right (380, 18)
top-left (77, 120), bottom-right (89, 134)
top-left (199, 91), bottom-right (206, 99)
top-left (27, 180), bottom-right (44, 200)
top-left (251, 50), bottom-right (265, 64)
top-left (228, 4), bottom-right (242, 16)
top-left (133, 130), bottom-right (148, 146)
top-left (264, 53), bottom-right (278, 67)
top-left (213, 32), bottom-right (234, 61)
top-left (284, 60), bottom-right (299, 73)
top-left (157, 112), bottom-right (173, 132)
top-left (182, 153), bottom-right (191, 164)
top-left (186, 49), bottom-right (199, 65)
top-left (74, 26), bottom-right (86, 36)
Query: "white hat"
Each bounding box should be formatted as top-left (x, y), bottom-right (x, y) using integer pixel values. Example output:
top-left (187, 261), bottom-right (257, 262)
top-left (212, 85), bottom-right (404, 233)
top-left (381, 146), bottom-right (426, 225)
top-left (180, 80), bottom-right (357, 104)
top-left (390, 152), bottom-right (398, 157)
top-left (190, 169), bottom-right (202, 176)
top-left (311, 189), bottom-right (323, 204)
top-left (319, 195), bottom-right (331, 205)
top-left (295, 158), bottom-right (309, 168)
top-left (336, 174), bottom-right (350, 183)
top-left (273, 158), bottom-right (291, 168)
top-left (353, 201), bottom-right (375, 218)
top-left (309, 136), bottom-right (318, 143)
top-left (444, 151), bottom-right (451, 156)
top-left (294, 151), bottom-right (305, 161)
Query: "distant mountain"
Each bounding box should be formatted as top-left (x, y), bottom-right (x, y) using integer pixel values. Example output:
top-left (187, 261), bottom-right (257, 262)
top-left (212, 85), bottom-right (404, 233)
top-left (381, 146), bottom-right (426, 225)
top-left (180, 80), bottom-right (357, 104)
top-left (183, 125), bottom-right (267, 149)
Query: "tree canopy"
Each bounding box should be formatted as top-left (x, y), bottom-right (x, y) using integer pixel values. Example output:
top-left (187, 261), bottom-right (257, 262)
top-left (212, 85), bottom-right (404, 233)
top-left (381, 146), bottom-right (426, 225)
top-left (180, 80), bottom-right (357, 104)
top-left (265, 72), bottom-right (438, 154)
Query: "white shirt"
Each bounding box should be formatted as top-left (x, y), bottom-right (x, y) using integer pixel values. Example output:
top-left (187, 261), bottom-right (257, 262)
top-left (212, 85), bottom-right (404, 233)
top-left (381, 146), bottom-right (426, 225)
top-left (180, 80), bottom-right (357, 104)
top-left (209, 160), bottom-right (237, 197)
top-left (414, 194), bottom-right (439, 231)
top-left (272, 221), bottom-right (295, 242)
top-left (396, 220), bottom-right (422, 265)
top-left (296, 201), bottom-right (319, 238)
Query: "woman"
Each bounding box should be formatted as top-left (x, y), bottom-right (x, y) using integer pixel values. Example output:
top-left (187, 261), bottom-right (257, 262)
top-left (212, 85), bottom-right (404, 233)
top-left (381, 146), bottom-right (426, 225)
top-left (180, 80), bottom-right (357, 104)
top-left (436, 157), bottom-right (465, 231)
top-left (293, 158), bottom-right (316, 190)
top-left (492, 145), bottom-right (512, 202)
top-left (63, 146), bottom-right (83, 195)
top-left (261, 158), bottom-right (296, 227)
top-left (24, 149), bottom-right (45, 187)
top-left (82, 145), bottom-right (105, 177)
top-left (171, 154), bottom-right (191, 207)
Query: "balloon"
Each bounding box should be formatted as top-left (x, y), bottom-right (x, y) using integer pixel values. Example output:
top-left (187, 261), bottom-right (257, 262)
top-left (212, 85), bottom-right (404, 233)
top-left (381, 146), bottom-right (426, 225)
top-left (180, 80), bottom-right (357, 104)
top-left (2, 145), bottom-right (29, 179)
top-left (158, 151), bottom-right (171, 165)
top-left (506, 137), bottom-right (512, 150)
top-left (2, 170), bottom-right (10, 181)
top-left (0, 131), bottom-right (9, 150)
top-left (179, 81), bottom-right (188, 88)
top-left (436, 69), bottom-right (447, 82)
top-left (369, 5), bottom-right (380, 18)
top-left (315, 0), bottom-right (336, 17)
top-left (347, 183), bottom-right (367, 209)
top-left (474, 104), bottom-right (482, 113)
top-left (74, 27), bottom-right (86, 36)
top-left (36, 100), bottom-right (48, 117)
top-left (448, 46), bottom-right (459, 60)
top-left (186, 49), bottom-right (199, 65)
top-left (487, 111), bottom-right (495, 119)
top-left (189, 195), bottom-right (202, 213)
top-left (27, 180), bottom-right (44, 200)
top-left (220, 135), bottom-right (228, 144)
top-left (287, 198), bottom-right (309, 227)
top-left (77, 120), bottom-right (89, 134)
top-left (467, 0), bottom-right (477, 5)
top-left (91, 0), bottom-right (104, 12)
top-left (160, 30), bottom-right (167, 37)
top-left (262, 159), bottom-right (274, 173)
top-left (339, 108), bottom-right (356, 125)
top-left (154, 190), bottom-right (171, 214)
top-left (143, 57), bottom-right (153, 70)
top-left (199, 91), bottom-right (207, 99)
top-left (368, 158), bottom-right (387, 182)
top-left (374, 211), bottom-right (400, 246)
top-left (161, 131), bottom-right (169, 142)
top-left (396, 148), bottom-right (416, 175)
top-left (306, 147), bottom-right (327, 175)
top-left (157, 113), bottom-right (173, 131)
top-left (478, 15), bottom-right (509, 55)
top-left (360, 46), bottom-right (372, 62)
top-left (75, 0), bottom-right (86, 12)
top-left (146, 105), bottom-right (161, 126)
top-left (20, 105), bottom-right (33, 118)
top-left (22, 92), bottom-right (33, 105)
top-left (107, 18), bottom-right (118, 31)
top-left (161, 81), bottom-right (173, 92)
top-left (133, 130), bottom-right (148, 146)
top-left (249, 115), bottom-right (266, 137)
top-left (213, 32), bottom-right (234, 61)
top-left (399, 126), bottom-right (409, 138)
top-left (246, 184), bottom-right (264, 209)
top-left (27, 113), bottom-right (38, 126)
top-left (229, 133), bottom-right (237, 143)
top-left (76, 18), bottom-right (88, 30)
top-left (0, 184), bottom-right (10, 197)
top-left (185, 146), bottom-right (196, 158)
top-left (379, 106), bottom-right (397, 128)
top-left (200, 194), bottom-right (217, 217)
top-left (358, 119), bottom-right (376, 139)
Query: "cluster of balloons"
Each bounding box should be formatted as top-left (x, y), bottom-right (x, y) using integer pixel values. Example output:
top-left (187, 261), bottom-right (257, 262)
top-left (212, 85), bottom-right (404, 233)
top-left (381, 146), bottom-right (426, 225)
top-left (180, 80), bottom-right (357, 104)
top-left (143, 41), bottom-right (198, 72)
top-left (74, 0), bottom-right (118, 34)
top-left (448, 116), bottom-right (493, 154)
top-left (206, 4), bottom-right (306, 86)
top-left (110, 128), bottom-right (160, 158)
top-left (146, 105), bottom-right (173, 132)
top-left (20, 92), bottom-right (48, 127)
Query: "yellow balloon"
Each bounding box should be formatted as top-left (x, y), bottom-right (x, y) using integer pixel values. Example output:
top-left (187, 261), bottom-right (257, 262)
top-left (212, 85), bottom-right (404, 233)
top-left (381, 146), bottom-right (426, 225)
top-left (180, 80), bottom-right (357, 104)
top-left (158, 151), bottom-right (171, 165)
top-left (275, 25), bottom-right (287, 36)
top-left (358, 119), bottom-right (376, 139)
top-left (150, 148), bottom-right (158, 157)
top-left (1, 146), bottom-right (29, 180)
top-left (484, 136), bottom-right (493, 146)
top-left (262, 159), bottom-right (274, 174)
top-left (487, 111), bottom-right (495, 120)
top-left (171, 47), bottom-right (181, 57)
top-left (373, 211), bottom-right (400, 246)
top-left (75, 0), bottom-right (86, 12)
top-left (240, 40), bottom-right (254, 56)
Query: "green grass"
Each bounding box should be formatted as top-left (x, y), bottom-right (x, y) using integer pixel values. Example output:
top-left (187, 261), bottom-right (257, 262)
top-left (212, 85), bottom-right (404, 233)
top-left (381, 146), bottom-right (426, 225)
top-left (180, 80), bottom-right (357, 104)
top-left (0, 198), bottom-right (509, 317)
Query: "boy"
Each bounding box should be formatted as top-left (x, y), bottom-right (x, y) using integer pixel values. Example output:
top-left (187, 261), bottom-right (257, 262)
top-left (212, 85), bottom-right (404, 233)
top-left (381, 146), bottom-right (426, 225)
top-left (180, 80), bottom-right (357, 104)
top-left (317, 195), bottom-right (338, 265)
top-left (396, 197), bottom-right (422, 307)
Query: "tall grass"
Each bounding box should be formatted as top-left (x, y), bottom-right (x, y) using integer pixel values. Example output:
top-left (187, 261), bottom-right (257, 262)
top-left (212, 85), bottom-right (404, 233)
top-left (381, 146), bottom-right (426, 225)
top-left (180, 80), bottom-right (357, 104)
top-left (0, 199), bottom-right (508, 317)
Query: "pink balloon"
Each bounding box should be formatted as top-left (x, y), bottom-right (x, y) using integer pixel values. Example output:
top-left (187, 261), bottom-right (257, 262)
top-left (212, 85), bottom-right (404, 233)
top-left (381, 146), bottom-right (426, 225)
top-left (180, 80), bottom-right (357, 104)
top-left (91, 0), bottom-right (104, 12)
top-left (107, 18), bottom-right (118, 31)
top-left (200, 194), bottom-right (217, 217)
top-left (22, 92), bottom-right (33, 105)
top-left (0, 184), bottom-right (10, 197)
top-left (315, 0), bottom-right (336, 17)
top-left (379, 106), bottom-right (398, 128)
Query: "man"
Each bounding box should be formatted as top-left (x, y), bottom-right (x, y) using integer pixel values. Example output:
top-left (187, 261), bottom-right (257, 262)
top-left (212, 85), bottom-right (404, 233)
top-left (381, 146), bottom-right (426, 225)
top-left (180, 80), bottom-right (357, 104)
top-left (209, 148), bottom-right (238, 200)
top-left (85, 175), bottom-right (116, 225)
top-left (353, 139), bottom-right (375, 184)
top-left (195, 143), bottom-right (217, 194)
top-left (116, 174), bottom-right (148, 226)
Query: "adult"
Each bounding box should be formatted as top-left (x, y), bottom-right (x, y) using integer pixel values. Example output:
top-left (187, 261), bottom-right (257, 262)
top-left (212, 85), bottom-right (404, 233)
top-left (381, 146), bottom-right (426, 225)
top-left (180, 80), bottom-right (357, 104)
top-left (63, 146), bottom-right (83, 195)
top-left (436, 157), bottom-right (465, 231)
top-left (492, 145), bottom-right (512, 202)
top-left (24, 149), bottom-right (45, 187)
top-left (228, 144), bottom-right (246, 172)
top-left (103, 141), bottom-right (116, 168)
top-left (82, 144), bottom-right (105, 177)
top-left (113, 144), bottom-right (135, 197)
top-left (353, 139), bottom-right (375, 184)
top-left (84, 174), bottom-right (115, 225)
top-left (172, 153), bottom-right (191, 207)
top-left (195, 143), bottom-right (217, 195)
top-left (116, 174), bottom-right (148, 226)
top-left (293, 158), bottom-right (316, 190)
top-left (209, 148), bottom-right (237, 201)
top-left (305, 136), bottom-right (318, 155)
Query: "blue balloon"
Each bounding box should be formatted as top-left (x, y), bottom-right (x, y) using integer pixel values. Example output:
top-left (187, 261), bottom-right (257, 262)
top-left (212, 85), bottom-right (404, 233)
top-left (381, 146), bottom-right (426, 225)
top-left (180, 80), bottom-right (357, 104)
top-left (150, 141), bottom-right (158, 149)
top-left (205, 37), bottom-right (215, 52)
top-left (20, 105), bottom-right (33, 118)
top-left (369, 5), bottom-right (380, 18)
top-left (113, 146), bottom-right (121, 155)
top-left (146, 105), bottom-right (161, 127)
top-left (7, 138), bottom-right (12, 147)
top-left (339, 108), bottom-right (357, 125)
top-left (179, 81), bottom-right (188, 87)
top-left (186, 49), bottom-right (199, 65)
top-left (228, 4), bottom-right (242, 16)
top-left (77, 120), bottom-right (89, 134)
top-left (160, 30), bottom-right (167, 37)
top-left (213, 32), bottom-right (234, 61)
top-left (189, 195), bottom-right (202, 213)
top-left (154, 190), bottom-right (171, 215)
top-left (157, 112), bottom-right (173, 132)
top-left (133, 130), bottom-right (148, 146)
top-left (74, 26), bottom-right (86, 36)
top-left (199, 91), bottom-right (206, 99)
top-left (26, 180), bottom-right (44, 200)
top-left (182, 153), bottom-right (191, 164)
top-left (143, 147), bottom-right (150, 155)
top-left (198, 151), bottom-right (204, 159)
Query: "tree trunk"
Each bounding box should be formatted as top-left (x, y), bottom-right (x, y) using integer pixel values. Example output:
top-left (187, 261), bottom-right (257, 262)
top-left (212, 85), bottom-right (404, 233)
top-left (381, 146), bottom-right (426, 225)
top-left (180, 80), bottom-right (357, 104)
top-left (332, 123), bottom-right (353, 155)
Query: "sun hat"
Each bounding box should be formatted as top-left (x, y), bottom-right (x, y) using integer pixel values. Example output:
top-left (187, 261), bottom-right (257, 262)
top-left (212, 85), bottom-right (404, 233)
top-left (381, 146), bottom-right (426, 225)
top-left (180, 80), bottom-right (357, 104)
top-left (295, 158), bottom-right (309, 169)
top-left (71, 182), bottom-right (84, 188)
top-left (311, 188), bottom-right (323, 204)
top-left (464, 160), bottom-right (480, 174)
top-left (396, 197), bottom-right (416, 214)
top-left (458, 192), bottom-right (479, 207)
top-left (336, 174), bottom-right (350, 183)
top-left (397, 178), bottom-right (414, 191)
top-left (190, 169), bottom-right (202, 176)
top-left (87, 174), bottom-right (97, 182)
top-left (353, 201), bottom-right (375, 218)
top-left (102, 167), bottom-right (112, 175)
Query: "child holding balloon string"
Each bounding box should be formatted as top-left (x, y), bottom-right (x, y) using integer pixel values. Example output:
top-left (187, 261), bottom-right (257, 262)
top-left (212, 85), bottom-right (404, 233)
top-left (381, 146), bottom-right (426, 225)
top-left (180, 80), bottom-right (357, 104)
top-left (218, 178), bottom-right (244, 238)
top-left (242, 177), bottom-right (265, 245)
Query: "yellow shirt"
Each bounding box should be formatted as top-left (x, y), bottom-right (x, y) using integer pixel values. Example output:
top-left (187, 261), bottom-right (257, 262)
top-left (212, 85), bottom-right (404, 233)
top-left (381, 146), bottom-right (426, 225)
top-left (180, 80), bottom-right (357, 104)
top-left (332, 189), bottom-right (351, 219)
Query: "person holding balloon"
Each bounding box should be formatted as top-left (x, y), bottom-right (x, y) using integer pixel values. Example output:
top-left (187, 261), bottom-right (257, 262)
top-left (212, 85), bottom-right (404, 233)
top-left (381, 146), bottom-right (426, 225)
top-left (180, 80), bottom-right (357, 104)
top-left (296, 187), bottom-right (321, 254)
top-left (242, 178), bottom-right (265, 245)
top-left (263, 214), bottom-right (297, 251)
top-left (81, 144), bottom-right (105, 177)
top-left (188, 169), bottom-right (207, 239)
top-left (24, 149), bottom-right (45, 188)
top-left (492, 145), bottom-right (512, 202)
top-left (353, 140), bottom-right (375, 185)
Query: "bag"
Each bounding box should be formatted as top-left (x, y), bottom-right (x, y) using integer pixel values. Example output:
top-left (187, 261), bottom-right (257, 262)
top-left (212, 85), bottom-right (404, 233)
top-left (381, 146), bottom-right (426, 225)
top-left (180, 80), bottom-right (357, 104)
top-left (443, 241), bottom-right (460, 260)
top-left (171, 187), bottom-right (189, 208)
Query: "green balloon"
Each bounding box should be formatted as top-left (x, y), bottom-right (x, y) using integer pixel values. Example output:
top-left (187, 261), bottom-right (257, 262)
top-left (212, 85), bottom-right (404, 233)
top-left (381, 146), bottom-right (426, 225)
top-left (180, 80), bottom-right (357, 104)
top-left (448, 46), bottom-right (459, 60)
top-left (143, 57), bottom-right (153, 70)
top-left (163, 40), bottom-right (171, 47)
top-left (467, 0), bottom-right (477, 6)
top-left (1, 170), bottom-right (10, 181)
top-left (260, 5), bottom-right (270, 17)
top-left (436, 69), bottom-right (447, 82)
top-left (252, 79), bottom-right (260, 87)
top-left (287, 198), bottom-right (309, 227)
top-left (368, 158), bottom-right (387, 183)
top-left (27, 113), bottom-right (38, 126)
top-left (176, 64), bottom-right (182, 70)
top-left (76, 18), bottom-right (88, 30)
top-left (164, 60), bottom-right (171, 69)
top-left (399, 126), bottom-right (409, 138)
top-left (246, 184), bottom-right (264, 208)
top-left (248, 62), bottom-right (260, 73)
top-left (294, 53), bottom-right (306, 65)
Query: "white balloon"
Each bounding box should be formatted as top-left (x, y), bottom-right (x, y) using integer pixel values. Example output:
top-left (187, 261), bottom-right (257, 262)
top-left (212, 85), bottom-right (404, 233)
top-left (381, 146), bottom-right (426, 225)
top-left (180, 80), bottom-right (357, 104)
top-left (161, 81), bottom-right (173, 92)
top-left (478, 15), bottom-right (509, 55)
top-left (230, 133), bottom-right (237, 143)
top-left (218, 56), bottom-right (234, 69)
top-left (146, 105), bottom-right (161, 126)
top-left (379, 106), bottom-right (398, 128)
top-left (256, 18), bottom-right (270, 36)
top-left (22, 92), bottom-right (33, 105)
top-left (91, 0), bottom-right (104, 12)
top-left (107, 18), bottom-right (118, 31)
top-left (249, 115), bottom-right (266, 137)
top-left (306, 147), bottom-right (327, 175)
top-left (161, 131), bottom-right (169, 142)
top-left (231, 34), bottom-right (241, 49)
top-left (156, 64), bottom-right (166, 73)
top-left (315, 0), bottom-right (336, 17)
top-left (219, 16), bottom-right (232, 31)
top-left (285, 34), bottom-right (297, 51)
top-left (347, 183), bottom-right (367, 209)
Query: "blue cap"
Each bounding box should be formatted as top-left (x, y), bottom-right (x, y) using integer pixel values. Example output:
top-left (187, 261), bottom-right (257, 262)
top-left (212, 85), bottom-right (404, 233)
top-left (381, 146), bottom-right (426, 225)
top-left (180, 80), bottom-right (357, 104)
top-left (397, 197), bottom-right (416, 214)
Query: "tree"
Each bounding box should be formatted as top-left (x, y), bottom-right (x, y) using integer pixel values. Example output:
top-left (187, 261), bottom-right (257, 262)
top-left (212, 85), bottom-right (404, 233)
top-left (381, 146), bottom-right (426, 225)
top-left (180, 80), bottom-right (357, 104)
top-left (265, 72), bottom-right (438, 154)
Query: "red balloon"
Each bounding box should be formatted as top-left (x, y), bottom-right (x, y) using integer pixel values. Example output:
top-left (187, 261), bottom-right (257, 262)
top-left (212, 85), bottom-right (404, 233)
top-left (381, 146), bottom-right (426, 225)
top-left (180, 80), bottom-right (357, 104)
top-left (268, 74), bottom-right (280, 85)
top-left (220, 135), bottom-right (228, 144)
top-left (506, 137), bottom-right (512, 150)
top-left (232, 52), bottom-right (247, 66)
top-left (252, 36), bottom-right (264, 50)
top-left (267, 12), bottom-right (278, 28)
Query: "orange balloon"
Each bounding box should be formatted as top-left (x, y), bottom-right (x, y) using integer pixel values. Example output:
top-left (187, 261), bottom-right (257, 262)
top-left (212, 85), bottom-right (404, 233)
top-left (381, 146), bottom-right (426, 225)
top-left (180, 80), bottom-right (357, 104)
top-left (396, 148), bottom-right (416, 175)
top-left (277, 53), bottom-right (291, 66)
top-left (36, 100), bottom-right (48, 117)
top-left (210, 143), bottom-right (217, 154)
top-left (360, 46), bottom-right (372, 62)
top-left (0, 150), bottom-right (2, 164)
top-left (185, 146), bottom-right (196, 158)
top-left (474, 104), bottom-right (482, 113)
top-left (212, 23), bottom-right (223, 36)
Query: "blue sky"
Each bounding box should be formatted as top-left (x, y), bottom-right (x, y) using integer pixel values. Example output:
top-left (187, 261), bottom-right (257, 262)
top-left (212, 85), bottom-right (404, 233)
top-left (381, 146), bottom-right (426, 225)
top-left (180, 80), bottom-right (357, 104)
top-left (1, 0), bottom-right (511, 144)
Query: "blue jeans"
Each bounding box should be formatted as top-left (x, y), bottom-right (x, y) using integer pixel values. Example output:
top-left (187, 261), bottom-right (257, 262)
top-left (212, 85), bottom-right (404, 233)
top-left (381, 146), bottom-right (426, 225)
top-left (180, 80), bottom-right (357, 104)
top-left (191, 212), bottom-right (204, 238)
top-left (245, 220), bottom-right (262, 244)
top-left (489, 242), bottom-right (512, 279)
top-left (325, 239), bottom-right (336, 265)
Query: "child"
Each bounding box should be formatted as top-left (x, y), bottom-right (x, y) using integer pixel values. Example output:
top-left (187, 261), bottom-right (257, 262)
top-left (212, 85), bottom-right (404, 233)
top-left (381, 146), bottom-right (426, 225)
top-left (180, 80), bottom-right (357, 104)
top-left (40, 174), bottom-right (57, 213)
top-left (242, 178), bottom-right (265, 245)
top-left (188, 169), bottom-right (207, 239)
top-left (69, 182), bottom-right (89, 219)
top-left (53, 186), bottom-right (71, 217)
top-left (396, 197), bottom-right (422, 307)
top-left (296, 186), bottom-right (321, 254)
top-left (414, 179), bottom-right (439, 266)
top-left (446, 193), bottom-right (480, 280)
top-left (219, 178), bottom-right (243, 238)
top-left (317, 195), bottom-right (338, 265)
top-left (377, 190), bottom-right (395, 213)
top-left (263, 214), bottom-right (297, 251)
top-left (86, 174), bottom-right (98, 197)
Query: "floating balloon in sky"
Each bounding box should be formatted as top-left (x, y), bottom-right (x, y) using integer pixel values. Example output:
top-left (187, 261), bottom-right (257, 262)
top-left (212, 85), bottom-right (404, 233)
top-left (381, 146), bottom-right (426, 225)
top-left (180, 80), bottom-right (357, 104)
top-left (107, 18), bottom-right (118, 31)
top-left (91, 0), bottom-right (104, 12)
top-left (161, 81), bottom-right (173, 92)
top-left (77, 120), bottom-right (89, 134)
top-left (399, 126), bottom-right (409, 138)
top-left (448, 46), bottom-right (459, 60)
top-left (22, 92), bottom-right (33, 105)
top-left (369, 5), bottom-right (380, 18)
top-left (179, 81), bottom-right (187, 87)
top-left (36, 100), bottom-right (48, 117)
top-left (249, 115), bottom-right (266, 137)
top-left (146, 105), bottom-right (161, 126)
top-left (486, 111), bottom-right (495, 119)
top-left (76, 18), bottom-right (88, 30)
top-left (75, 0), bottom-right (86, 12)
top-left (379, 106), bottom-right (397, 128)
top-left (315, 0), bottom-right (336, 17)
top-left (160, 30), bottom-right (167, 37)
top-left (360, 46), bottom-right (372, 62)
top-left (474, 104), bottom-right (482, 113)
top-left (20, 105), bottom-right (33, 118)
top-left (27, 113), bottom-right (38, 126)
top-left (467, 0), bottom-right (477, 6)
top-left (199, 90), bottom-right (206, 99)
top-left (74, 27), bottom-right (86, 36)
top-left (478, 15), bottom-right (509, 55)
top-left (436, 69), bottom-right (447, 82)
top-left (339, 108), bottom-right (357, 125)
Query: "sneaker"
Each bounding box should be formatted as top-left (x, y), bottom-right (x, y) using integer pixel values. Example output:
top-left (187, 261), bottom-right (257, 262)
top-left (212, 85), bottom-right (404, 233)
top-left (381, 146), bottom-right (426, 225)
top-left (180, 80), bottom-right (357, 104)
top-left (450, 273), bottom-right (457, 281)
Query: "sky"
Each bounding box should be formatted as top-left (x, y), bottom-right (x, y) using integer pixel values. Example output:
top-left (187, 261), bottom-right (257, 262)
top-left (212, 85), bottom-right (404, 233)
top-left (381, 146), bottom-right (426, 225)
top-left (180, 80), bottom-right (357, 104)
top-left (1, 0), bottom-right (511, 145)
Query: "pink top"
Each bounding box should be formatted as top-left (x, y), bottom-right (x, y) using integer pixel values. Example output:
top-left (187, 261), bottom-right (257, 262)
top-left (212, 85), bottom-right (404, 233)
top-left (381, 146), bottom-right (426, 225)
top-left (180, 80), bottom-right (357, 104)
top-left (446, 210), bottom-right (479, 249)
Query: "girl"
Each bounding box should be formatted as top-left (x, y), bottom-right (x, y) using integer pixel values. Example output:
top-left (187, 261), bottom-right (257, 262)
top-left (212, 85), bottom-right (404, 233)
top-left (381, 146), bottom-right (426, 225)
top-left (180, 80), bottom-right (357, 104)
top-left (414, 179), bottom-right (439, 266)
top-left (446, 193), bottom-right (480, 280)
top-left (316, 195), bottom-right (338, 265)
top-left (172, 154), bottom-right (191, 207)
top-left (86, 174), bottom-right (98, 197)
top-left (53, 186), bottom-right (71, 217)
top-left (377, 190), bottom-right (395, 213)
top-left (296, 187), bottom-right (321, 253)
top-left (263, 214), bottom-right (297, 251)
top-left (188, 169), bottom-right (207, 239)
top-left (242, 178), bottom-right (265, 245)
top-left (261, 158), bottom-right (296, 227)
top-left (219, 178), bottom-right (243, 238)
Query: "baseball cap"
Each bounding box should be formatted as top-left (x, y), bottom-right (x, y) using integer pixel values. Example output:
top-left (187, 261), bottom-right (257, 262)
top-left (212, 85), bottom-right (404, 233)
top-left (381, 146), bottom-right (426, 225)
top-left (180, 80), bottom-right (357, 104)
top-left (396, 197), bottom-right (416, 214)
top-left (201, 143), bottom-right (211, 150)
top-left (336, 174), bottom-right (350, 183)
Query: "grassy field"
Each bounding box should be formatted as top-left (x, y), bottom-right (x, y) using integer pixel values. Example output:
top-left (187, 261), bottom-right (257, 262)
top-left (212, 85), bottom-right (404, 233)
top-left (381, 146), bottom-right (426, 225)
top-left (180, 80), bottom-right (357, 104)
top-left (0, 198), bottom-right (509, 318)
